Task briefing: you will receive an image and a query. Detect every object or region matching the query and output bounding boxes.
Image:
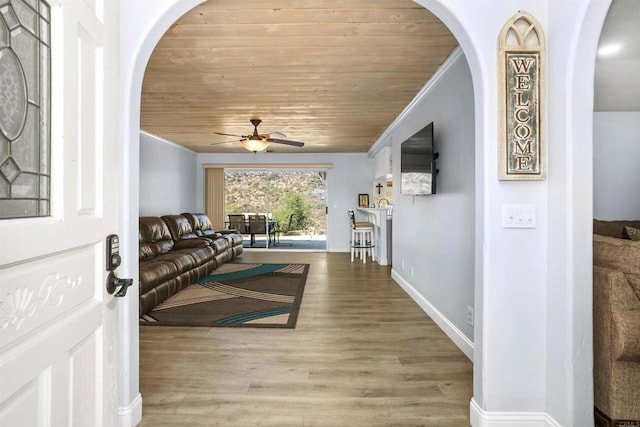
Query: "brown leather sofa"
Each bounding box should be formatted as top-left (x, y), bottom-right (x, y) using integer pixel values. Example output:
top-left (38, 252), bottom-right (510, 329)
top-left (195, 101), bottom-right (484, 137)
top-left (181, 212), bottom-right (243, 259)
top-left (592, 219), bottom-right (640, 426)
top-left (162, 214), bottom-right (234, 267)
top-left (138, 213), bottom-right (243, 316)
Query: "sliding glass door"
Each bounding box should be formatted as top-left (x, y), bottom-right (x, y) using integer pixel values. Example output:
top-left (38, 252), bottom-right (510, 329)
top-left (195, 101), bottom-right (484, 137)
top-left (224, 169), bottom-right (327, 250)
top-left (225, 170), bottom-right (269, 217)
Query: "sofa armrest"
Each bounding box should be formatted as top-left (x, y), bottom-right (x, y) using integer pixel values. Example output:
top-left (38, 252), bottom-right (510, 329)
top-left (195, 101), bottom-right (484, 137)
top-left (174, 238), bottom-right (210, 250)
top-left (613, 309), bottom-right (640, 362)
top-left (200, 230), bottom-right (224, 239)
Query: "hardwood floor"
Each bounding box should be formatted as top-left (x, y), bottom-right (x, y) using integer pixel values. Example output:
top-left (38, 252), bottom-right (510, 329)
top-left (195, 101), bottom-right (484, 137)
top-left (139, 252), bottom-right (472, 426)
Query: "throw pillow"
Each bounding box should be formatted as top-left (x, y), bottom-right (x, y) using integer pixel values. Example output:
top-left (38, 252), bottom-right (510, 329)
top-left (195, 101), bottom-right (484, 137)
top-left (624, 225), bottom-right (640, 241)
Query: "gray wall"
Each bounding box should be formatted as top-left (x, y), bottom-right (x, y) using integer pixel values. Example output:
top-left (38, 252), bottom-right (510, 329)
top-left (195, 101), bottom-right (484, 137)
top-left (593, 112), bottom-right (640, 220)
top-left (138, 131), bottom-right (374, 249)
top-left (390, 52), bottom-right (475, 341)
top-left (195, 153), bottom-right (373, 252)
top-left (139, 131), bottom-right (198, 216)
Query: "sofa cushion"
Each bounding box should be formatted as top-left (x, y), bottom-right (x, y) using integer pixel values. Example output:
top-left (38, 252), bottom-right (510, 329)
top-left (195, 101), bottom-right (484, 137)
top-left (594, 219), bottom-right (640, 239)
top-left (154, 250), bottom-right (198, 274)
top-left (138, 231), bottom-right (156, 261)
top-left (179, 245), bottom-right (215, 266)
top-left (162, 214), bottom-right (200, 240)
top-left (174, 238), bottom-right (211, 250)
top-left (182, 212), bottom-right (217, 236)
top-left (613, 309), bottom-right (640, 362)
top-left (139, 216), bottom-right (175, 255)
top-left (209, 237), bottom-right (229, 254)
top-left (139, 260), bottom-right (178, 294)
top-left (221, 232), bottom-right (243, 246)
top-left (594, 234), bottom-right (640, 300)
top-left (624, 225), bottom-right (640, 241)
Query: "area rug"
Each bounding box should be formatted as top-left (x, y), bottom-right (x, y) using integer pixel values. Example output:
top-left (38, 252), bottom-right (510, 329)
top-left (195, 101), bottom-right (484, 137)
top-left (140, 263), bottom-right (309, 328)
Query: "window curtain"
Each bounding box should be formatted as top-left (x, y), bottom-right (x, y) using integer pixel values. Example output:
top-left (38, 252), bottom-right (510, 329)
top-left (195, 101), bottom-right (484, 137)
top-left (205, 168), bottom-right (225, 231)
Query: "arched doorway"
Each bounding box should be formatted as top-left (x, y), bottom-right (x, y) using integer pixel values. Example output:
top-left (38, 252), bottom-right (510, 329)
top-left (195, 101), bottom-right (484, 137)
top-left (118, 1), bottom-right (611, 425)
top-left (592, 1), bottom-right (640, 424)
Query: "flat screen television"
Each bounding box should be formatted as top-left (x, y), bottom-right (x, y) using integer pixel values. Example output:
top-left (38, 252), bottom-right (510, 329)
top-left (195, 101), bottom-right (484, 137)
top-left (400, 122), bottom-right (437, 195)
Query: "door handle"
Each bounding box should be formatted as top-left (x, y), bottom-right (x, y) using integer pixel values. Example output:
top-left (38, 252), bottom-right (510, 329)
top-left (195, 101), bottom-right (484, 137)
top-left (106, 271), bottom-right (133, 297)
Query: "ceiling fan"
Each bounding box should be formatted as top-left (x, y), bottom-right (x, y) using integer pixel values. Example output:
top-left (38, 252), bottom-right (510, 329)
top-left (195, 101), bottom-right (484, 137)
top-left (213, 119), bottom-right (305, 153)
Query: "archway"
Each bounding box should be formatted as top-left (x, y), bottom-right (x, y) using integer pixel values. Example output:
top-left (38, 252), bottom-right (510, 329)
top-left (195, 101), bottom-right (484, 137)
top-left (118, 1), bottom-right (611, 425)
top-left (591, 1), bottom-right (640, 424)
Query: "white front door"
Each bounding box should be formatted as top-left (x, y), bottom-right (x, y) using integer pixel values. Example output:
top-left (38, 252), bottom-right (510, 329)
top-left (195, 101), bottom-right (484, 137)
top-left (0, 0), bottom-right (121, 425)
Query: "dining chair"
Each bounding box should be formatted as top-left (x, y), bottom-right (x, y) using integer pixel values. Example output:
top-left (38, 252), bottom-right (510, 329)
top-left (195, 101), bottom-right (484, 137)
top-left (228, 214), bottom-right (247, 233)
top-left (273, 213), bottom-right (296, 245)
top-left (248, 215), bottom-right (267, 234)
top-left (248, 214), bottom-right (268, 247)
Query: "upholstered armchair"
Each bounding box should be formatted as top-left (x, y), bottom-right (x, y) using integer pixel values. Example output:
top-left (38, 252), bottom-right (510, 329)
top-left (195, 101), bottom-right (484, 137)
top-left (593, 222), bottom-right (640, 426)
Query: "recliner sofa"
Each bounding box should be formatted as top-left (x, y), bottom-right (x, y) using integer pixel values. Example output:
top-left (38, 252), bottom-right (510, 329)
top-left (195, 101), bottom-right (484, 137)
top-left (138, 213), bottom-right (243, 316)
top-left (181, 212), bottom-right (243, 259)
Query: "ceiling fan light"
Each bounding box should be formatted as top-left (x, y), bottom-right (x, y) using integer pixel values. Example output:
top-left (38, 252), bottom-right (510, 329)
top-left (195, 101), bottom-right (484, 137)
top-left (241, 137), bottom-right (270, 152)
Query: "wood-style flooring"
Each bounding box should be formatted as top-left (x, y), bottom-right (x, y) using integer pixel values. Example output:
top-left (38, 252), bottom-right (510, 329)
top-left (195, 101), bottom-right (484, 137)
top-left (139, 251), bottom-right (472, 426)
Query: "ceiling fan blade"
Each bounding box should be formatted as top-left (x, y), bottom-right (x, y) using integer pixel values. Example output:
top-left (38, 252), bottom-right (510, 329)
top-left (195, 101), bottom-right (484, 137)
top-left (210, 139), bottom-right (240, 146)
top-left (213, 131), bottom-right (244, 137)
top-left (269, 138), bottom-right (305, 147)
top-left (267, 132), bottom-right (287, 139)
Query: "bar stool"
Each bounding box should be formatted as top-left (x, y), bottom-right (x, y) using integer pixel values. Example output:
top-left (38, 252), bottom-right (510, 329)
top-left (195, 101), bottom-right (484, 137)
top-left (348, 209), bottom-right (375, 263)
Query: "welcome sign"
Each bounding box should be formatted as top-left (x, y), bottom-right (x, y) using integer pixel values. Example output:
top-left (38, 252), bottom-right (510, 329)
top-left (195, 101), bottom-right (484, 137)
top-left (499, 12), bottom-right (545, 180)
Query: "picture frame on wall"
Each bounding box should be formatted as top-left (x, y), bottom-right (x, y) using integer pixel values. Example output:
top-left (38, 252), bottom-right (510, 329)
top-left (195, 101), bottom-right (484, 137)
top-left (358, 194), bottom-right (369, 207)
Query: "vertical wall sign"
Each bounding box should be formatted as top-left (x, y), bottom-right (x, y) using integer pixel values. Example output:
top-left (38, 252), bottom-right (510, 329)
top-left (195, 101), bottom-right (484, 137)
top-left (499, 12), bottom-right (546, 180)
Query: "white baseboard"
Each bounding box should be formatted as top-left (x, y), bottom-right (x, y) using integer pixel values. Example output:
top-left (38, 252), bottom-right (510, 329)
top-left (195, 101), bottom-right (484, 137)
top-left (391, 269), bottom-right (474, 361)
top-left (470, 399), bottom-right (561, 427)
top-left (119, 393), bottom-right (142, 427)
top-left (392, 273), bottom-right (562, 427)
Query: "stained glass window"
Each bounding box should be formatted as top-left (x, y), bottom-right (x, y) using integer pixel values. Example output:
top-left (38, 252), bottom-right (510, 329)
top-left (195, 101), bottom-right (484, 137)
top-left (0, 0), bottom-right (50, 219)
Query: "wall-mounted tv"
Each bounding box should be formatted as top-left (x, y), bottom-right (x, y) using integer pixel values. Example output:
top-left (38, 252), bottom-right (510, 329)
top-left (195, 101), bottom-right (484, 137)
top-left (400, 122), bottom-right (437, 196)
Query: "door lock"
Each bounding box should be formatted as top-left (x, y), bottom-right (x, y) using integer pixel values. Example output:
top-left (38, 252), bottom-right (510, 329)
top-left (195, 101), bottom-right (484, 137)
top-left (106, 234), bottom-right (121, 271)
top-left (105, 234), bottom-right (133, 297)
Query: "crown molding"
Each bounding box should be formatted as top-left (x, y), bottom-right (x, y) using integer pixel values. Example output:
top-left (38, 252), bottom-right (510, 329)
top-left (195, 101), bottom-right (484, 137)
top-left (368, 46), bottom-right (465, 158)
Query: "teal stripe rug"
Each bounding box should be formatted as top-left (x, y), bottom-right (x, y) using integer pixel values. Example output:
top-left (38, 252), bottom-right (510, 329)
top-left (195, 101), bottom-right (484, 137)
top-left (140, 263), bottom-right (309, 328)
top-left (215, 306), bottom-right (292, 324)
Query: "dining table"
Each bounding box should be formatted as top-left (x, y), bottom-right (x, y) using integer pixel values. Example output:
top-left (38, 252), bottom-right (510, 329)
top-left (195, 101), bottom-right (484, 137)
top-left (226, 219), bottom-right (278, 247)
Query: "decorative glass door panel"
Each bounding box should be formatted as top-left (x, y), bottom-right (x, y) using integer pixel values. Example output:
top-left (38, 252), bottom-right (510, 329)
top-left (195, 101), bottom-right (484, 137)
top-left (0, 0), bottom-right (50, 219)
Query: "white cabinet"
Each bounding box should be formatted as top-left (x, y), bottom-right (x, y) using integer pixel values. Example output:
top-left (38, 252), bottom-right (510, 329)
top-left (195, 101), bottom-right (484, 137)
top-left (374, 146), bottom-right (392, 179)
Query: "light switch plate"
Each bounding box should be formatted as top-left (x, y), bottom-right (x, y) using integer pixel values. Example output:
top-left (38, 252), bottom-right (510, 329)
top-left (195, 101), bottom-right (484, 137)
top-left (502, 204), bottom-right (536, 228)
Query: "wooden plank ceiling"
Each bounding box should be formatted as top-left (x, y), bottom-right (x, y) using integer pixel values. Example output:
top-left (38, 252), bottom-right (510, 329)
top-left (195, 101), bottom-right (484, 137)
top-left (140, 0), bottom-right (458, 153)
